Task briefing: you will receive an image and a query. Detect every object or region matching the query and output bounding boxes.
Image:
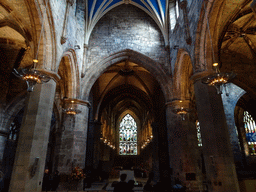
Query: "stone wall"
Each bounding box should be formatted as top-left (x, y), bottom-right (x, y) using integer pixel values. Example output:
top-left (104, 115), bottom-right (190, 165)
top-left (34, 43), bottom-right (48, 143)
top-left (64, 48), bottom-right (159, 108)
top-left (169, 0), bottom-right (203, 74)
top-left (87, 4), bottom-right (168, 70)
top-left (50, 0), bottom-right (85, 71)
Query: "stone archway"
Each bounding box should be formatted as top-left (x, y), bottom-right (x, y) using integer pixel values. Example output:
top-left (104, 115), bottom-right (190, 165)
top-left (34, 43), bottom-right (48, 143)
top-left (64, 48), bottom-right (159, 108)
top-left (57, 49), bottom-right (81, 99)
top-left (81, 49), bottom-right (172, 102)
top-left (82, 49), bottom-right (171, 185)
top-left (173, 49), bottom-right (194, 101)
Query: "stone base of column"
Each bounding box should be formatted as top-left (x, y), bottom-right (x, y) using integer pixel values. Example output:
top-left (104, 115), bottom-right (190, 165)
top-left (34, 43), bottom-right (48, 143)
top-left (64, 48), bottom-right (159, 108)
top-left (57, 174), bottom-right (84, 191)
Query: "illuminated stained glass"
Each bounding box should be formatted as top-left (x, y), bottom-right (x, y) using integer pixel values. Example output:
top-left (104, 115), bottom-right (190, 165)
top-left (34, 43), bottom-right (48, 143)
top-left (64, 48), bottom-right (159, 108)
top-left (119, 114), bottom-right (137, 155)
top-left (244, 111), bottom-right (256, 155)
top-left (196, 120), bottom-right (202, 147)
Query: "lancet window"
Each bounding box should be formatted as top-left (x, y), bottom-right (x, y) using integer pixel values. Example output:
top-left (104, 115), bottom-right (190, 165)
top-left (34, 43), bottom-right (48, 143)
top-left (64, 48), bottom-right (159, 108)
top-left (244, 111), bottom-right (256, 155)
top-left (196, 120), bottom-right (202, 147)
top-left (119, 114), bottom-right (137, 155)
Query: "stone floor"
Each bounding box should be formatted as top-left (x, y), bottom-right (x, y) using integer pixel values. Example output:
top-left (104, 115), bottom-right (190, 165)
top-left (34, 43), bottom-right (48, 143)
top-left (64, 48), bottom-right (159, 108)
top-left (42, 178), bottom-right (147, 192)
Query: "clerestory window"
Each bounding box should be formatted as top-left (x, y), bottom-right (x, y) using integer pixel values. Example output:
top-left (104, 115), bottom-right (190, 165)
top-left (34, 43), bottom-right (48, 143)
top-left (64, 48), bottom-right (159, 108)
top-left (119, 114), bottom-right (137, 155)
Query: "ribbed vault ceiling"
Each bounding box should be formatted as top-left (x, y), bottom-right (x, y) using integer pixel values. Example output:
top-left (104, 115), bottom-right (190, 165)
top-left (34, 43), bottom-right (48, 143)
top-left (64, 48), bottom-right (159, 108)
top-left (85, 0), bottom-right (168, 44)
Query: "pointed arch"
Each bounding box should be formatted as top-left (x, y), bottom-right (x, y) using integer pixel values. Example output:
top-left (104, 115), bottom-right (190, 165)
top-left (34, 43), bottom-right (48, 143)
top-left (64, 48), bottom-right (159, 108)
top-left (173, 49), bottom-right (194, 101)
top-left (57, 50), bottom-right (80, 99)
top-left (81, 49), bottom-right (172, 102)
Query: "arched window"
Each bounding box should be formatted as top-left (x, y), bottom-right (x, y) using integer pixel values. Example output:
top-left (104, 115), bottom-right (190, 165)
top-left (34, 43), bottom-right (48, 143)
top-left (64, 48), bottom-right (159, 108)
top-left (244, 111), bottom-right (256, 155)
top-left (119, 114), bottom-right (137, 155)
top-left (8, 108), bottom-right (24, 141)
top-left (196, 120), bottom-right (202, 147)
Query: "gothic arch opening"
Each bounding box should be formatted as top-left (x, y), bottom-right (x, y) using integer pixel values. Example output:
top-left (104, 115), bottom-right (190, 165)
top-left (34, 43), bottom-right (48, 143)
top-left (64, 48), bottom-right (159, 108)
top-left (86, 58), bottom-right (169, 182)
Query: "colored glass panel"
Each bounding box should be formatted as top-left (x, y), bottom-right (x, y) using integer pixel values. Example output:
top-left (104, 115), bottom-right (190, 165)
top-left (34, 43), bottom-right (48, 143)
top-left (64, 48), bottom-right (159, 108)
top-left (244, 111), bottom-right (256, 155)
top-left (119, 114), bottom-right (137, 155)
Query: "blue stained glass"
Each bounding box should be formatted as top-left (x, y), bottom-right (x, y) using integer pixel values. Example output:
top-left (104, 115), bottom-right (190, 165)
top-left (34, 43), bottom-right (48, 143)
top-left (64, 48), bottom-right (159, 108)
top-left (246, 133), bottom-right (256, 142)
top-left (244, 111), bottom-right (256, 155)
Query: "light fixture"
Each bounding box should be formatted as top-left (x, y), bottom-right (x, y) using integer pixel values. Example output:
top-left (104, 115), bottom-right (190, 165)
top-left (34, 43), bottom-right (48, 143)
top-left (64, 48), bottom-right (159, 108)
top-left (171, 100), bottom-right (191, 120)
top-left (12, 0), bottom-right (52, 92)
top-left (201, 4), bottom-right (235, 94)
top-left (62, 98), bottom-right (81, 115)
top-left (201, 63), bottom-right (235, 94)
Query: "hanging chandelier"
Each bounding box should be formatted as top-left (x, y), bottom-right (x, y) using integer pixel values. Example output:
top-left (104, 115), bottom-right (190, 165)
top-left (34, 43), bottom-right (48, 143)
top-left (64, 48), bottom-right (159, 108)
top-left (62, 98), bottom-right (81, 115)
top-left (12, 0), bottom-right (52, 92)
top-left (13, 60), bottom-right (51, 92)
top-left (171, 100), bottom-right (192, 120)
top-left (201, 2), bottom-right (235, 94)
top-left (201, 63), bottom-right (235, 94)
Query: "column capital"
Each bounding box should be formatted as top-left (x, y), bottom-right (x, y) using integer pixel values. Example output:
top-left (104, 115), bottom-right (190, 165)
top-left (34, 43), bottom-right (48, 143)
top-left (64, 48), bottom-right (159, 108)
top-left (166, 100), bottom-right (194, 119)
top-left (166, 99), bottom-right (192, 109)
top-left (190, 70), bottom-right (213, 84)
top-left (63, 98), bottom-right (91, 107)
top-left (36, 69), bottom-right (61, 83)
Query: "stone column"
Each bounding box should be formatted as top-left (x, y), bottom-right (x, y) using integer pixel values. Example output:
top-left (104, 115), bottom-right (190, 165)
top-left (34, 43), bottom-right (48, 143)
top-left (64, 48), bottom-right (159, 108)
top-left (193, 78), bottom-right (240, 192)
top-left (151, 122), bottom-right (160, 183)
top-left (8, 78), bottom-right (57, 192)
top-left (166, 100), bottom-right (203, 191)
top-left (93, 121), bottom-right (102, 170)
top-left (221, 83), bottom-right (245, 167)
top-left (0, 134), bottom-right (7, 167)
top-left (56, 99), bottom-right (90, 191)
top-left (85, 120), bottom-right (95, 168)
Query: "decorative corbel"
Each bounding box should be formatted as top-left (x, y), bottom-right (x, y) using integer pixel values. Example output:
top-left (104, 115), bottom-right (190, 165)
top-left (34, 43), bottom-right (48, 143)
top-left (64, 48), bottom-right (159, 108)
top-left (180, 0), bottom-right (192, 45)
top-left (61, 0), bottom-right (75, 44)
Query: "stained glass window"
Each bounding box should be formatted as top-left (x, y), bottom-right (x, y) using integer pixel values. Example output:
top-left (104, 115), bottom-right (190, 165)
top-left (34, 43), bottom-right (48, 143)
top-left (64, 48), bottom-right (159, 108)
top-left (119, 114), bottom-right (137, 155)
top-left (244, 111), bottom-right (256, 155)
top-left (196, 120), bottom-right (202, 147)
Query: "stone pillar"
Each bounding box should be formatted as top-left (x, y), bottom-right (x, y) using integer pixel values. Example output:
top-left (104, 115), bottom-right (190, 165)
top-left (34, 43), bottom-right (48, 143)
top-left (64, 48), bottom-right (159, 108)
top-left (93, 121), bottom-right (102, 170)
top-left (85, 120), bottom-right (101, 170)
top-left (0, 134), bottom-right (7, 167)
top-left (221, 83), bottom-right (245, 167)
top-left (193, 79), bottom-right (240, 192)
top-left (151, 122), bottom-right (160, 183)
top-left (8, 79), bottom-right (57, 192)
top-left (166, 100), bottom-right (203, 191)
top-left (85, 120), bottom-right (95, 168)
top-left (56, 99), bottom-right (90, 191)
